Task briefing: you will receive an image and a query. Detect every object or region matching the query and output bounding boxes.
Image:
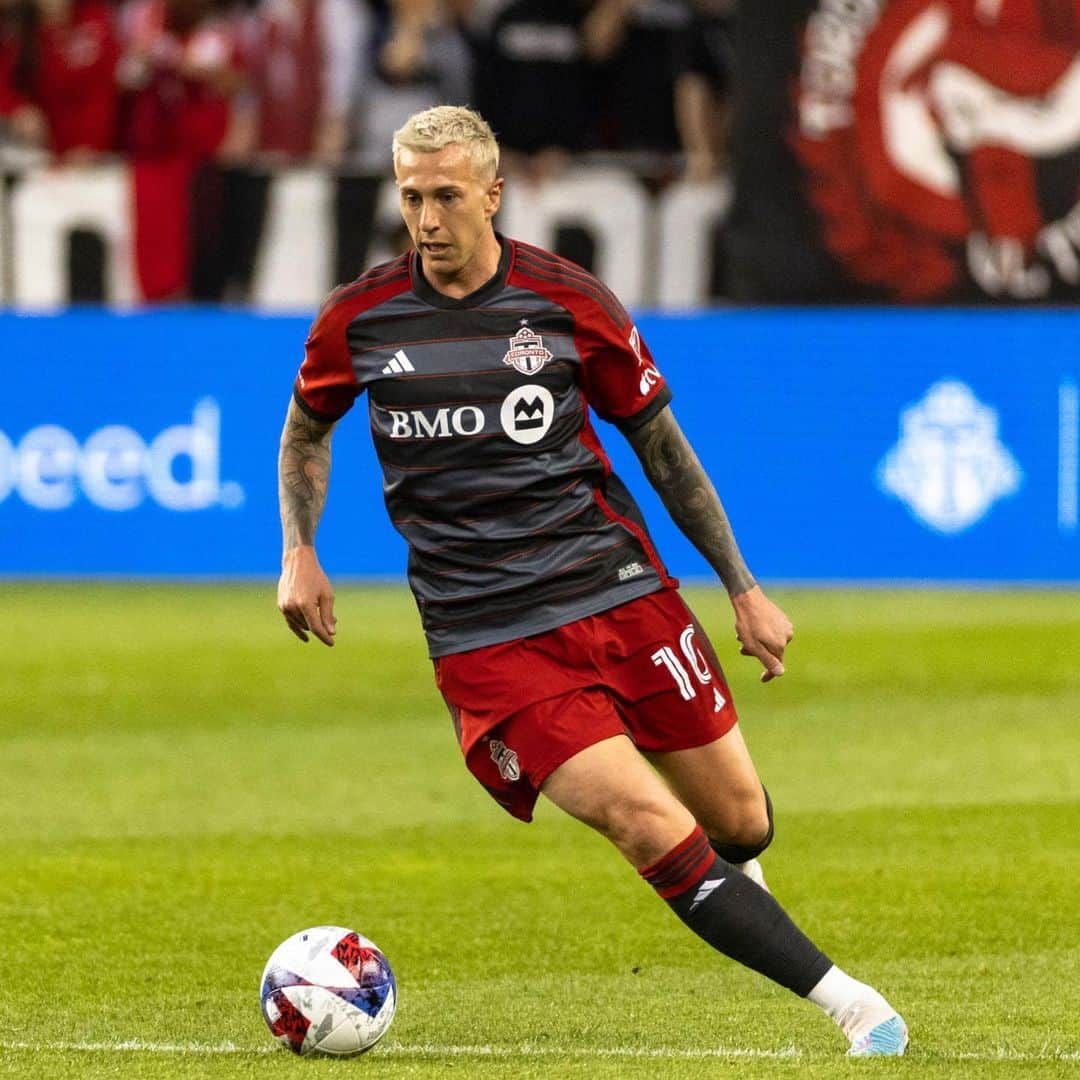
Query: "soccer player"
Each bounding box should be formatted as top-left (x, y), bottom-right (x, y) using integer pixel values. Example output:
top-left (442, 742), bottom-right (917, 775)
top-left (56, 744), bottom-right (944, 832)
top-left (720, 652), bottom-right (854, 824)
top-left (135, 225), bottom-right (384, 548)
top-left (277, 105), bottom-right (908, 1057)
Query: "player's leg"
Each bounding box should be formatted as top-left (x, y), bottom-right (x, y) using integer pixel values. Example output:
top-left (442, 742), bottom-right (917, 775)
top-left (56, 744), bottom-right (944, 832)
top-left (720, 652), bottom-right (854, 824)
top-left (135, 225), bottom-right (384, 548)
top-left (622, 592), bottom-right (774, 881)
top-left (648, 724), bottom-right (765, 847)
top-left (541, 735), bottom-right (907, 1056)
top-left (646, 725), bottom-right (773, 887)
top-left (540, 733), bottom-right (698, 865)
top-left (437, 605), bottom-right (907, 1056)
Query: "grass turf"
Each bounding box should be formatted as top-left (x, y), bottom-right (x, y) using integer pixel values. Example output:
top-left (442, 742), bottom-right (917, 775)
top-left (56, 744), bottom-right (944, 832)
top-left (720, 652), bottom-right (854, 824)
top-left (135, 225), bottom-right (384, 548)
top-left (0, 583), bottom-right (1077, 1078)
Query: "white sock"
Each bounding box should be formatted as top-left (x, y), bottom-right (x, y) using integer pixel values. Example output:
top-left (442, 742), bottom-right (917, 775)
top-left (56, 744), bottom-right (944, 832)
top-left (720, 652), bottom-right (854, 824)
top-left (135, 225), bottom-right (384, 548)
top-left (807, 965), bottom-right (894, 1041)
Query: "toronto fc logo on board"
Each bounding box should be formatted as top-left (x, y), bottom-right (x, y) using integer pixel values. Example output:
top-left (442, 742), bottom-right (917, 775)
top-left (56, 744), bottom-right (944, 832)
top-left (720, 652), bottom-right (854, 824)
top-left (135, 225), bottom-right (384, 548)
top-left (877, 380), bottom-right (1022, 533)
top-left (502, 325), bottom-right (553, 376)
top-left (791, 0), bottom-right (1080, 301)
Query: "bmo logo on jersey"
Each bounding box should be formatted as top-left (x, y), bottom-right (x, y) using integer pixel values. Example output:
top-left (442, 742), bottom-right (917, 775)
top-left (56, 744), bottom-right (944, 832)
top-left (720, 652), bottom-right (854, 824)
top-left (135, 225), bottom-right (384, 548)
top-left (500, 385), bottom-right (555, 446)
top-left (388, 406), bottom-right (485, 439)
top-left (387, 387), bottom-right (555, 445)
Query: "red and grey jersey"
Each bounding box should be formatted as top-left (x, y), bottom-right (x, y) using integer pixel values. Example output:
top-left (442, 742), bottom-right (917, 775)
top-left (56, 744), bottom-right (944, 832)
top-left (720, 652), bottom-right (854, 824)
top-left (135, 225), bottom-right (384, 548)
top-left (294, 236), bottom-right (677, 657)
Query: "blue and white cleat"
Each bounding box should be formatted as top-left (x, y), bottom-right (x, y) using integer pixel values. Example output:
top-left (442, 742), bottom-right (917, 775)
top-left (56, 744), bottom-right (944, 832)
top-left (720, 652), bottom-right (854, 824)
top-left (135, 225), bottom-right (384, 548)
top-left (847, 1014), bottom-right (909, 1057)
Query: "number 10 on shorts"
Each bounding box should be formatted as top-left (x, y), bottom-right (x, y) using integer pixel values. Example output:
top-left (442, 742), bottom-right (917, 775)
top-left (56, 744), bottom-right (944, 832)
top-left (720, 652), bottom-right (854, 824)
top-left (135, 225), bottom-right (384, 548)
top-left (651, 625), bottom-right (726, 710)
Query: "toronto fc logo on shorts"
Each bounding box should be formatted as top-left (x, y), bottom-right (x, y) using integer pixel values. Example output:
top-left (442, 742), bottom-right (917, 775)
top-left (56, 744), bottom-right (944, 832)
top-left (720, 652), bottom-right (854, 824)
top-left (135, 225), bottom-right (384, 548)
top-left (502, 326), bottom-right (553, 376)
top-left (488, 738), bottom-right (521, 782)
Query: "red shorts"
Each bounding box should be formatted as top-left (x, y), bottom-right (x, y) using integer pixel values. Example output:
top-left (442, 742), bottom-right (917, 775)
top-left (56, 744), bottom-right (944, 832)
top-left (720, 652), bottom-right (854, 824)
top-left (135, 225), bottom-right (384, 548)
top-left (433, 589), bottom-right (739, 822)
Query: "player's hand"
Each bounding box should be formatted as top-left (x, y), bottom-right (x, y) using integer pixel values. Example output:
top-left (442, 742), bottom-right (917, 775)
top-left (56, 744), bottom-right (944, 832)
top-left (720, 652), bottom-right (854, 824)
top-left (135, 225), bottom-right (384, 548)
top-left (278, 546), bottom-right (337, 646)
top-left (731, 586), bottom-right (793, 683)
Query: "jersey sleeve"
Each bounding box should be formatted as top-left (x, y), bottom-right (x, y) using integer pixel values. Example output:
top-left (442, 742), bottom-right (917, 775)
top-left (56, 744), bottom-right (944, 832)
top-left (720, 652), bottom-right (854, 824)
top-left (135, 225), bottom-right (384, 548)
top-left (293, 289), bottom-right (362, 422)
top-left (578, 306), bottom-right (672, 433)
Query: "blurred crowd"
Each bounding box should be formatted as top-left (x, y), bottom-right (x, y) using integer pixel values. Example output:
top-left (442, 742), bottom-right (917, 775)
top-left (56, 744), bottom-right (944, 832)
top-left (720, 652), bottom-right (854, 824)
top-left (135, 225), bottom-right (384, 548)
top-left (0, 0), bottom-right (733, 298)
top-left (0, 0), bottom-right (733, 176)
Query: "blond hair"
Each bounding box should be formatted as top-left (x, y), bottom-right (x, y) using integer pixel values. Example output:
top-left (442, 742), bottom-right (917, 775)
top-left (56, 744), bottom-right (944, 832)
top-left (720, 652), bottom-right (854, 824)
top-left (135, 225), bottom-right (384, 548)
top-left (392, 106), bottom-right (500, 181)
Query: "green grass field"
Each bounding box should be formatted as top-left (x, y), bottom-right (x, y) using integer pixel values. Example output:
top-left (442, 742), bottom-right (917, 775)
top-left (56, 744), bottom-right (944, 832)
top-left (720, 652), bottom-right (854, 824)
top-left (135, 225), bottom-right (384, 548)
top-left (1, 584), bottom-right (1077, 1079)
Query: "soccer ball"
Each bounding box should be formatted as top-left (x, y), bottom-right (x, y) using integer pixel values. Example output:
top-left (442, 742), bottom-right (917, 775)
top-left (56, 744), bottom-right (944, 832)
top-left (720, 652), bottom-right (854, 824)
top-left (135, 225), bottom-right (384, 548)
top-left (259, 925), bottom-right (397, 1057)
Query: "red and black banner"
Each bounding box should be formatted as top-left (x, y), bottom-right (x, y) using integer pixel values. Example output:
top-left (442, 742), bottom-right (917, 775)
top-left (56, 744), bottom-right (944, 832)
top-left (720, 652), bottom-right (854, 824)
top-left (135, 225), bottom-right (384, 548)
top-left (729, 0), bottom-right (1080, 302)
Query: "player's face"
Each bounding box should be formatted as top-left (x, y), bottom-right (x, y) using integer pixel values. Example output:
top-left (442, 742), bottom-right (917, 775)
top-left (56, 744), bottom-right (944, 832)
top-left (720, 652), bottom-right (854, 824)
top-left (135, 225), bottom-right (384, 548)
top-left (395, 145), bottom-right (503, 291)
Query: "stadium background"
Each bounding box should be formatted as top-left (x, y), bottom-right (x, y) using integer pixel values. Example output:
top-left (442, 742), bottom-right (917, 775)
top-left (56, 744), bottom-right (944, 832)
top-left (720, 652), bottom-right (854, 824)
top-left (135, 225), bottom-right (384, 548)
top-left (1, 0), bottom-right (1079, 1074)
top-left (2, 0), bottom-right (1078, 577)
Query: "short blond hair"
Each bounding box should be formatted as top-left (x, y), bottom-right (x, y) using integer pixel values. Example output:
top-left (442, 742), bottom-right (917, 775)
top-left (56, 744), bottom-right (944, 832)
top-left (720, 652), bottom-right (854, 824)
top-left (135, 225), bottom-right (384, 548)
top-left (392, 106), bottom-right (500, 181)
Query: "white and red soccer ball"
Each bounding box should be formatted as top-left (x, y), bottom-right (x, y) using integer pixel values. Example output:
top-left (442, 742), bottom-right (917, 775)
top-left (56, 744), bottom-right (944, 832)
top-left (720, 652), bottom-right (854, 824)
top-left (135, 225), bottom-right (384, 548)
top-left (260, 926), bottom-right (396, 1057)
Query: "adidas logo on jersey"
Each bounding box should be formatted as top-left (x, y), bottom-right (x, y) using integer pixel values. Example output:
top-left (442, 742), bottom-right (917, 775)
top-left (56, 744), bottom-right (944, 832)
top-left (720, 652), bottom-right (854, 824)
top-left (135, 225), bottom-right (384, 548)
top-left (382, 350), bottom-right (415, 375)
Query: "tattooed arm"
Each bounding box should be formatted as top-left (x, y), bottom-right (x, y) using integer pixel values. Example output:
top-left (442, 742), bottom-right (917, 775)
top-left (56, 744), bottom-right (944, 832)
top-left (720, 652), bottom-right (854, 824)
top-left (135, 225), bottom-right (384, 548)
top-left (626, 404), bottom-right (754, 595)
top-left (277, 397), bottom-right (339, 646)
top-left (626, 405), bottom-right (793, 681)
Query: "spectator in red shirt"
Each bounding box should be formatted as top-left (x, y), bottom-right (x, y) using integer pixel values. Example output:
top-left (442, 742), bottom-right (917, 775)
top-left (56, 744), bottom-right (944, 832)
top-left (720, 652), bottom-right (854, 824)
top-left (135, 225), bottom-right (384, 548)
top-left (118, 0), bottom-right (243, 158)
top-left (0, 0), bottom-right (118, 158)
top-left (117, 0), bottom-right (245, 299)
top-left (33, 0), bottom-right (118, 157)
top-left (238, 0), bottom-right (368, 165)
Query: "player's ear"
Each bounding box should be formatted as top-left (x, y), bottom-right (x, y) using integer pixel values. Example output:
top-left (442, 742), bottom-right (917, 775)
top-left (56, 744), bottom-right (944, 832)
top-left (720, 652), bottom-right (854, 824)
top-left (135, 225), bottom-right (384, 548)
top-left (485, 177), bottom-right (504, 219)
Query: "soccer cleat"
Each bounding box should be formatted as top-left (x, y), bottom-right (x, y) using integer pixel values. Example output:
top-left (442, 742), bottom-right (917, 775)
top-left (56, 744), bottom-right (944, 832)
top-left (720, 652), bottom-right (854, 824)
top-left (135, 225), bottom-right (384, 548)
top-left (733, 857), bottom-right (770, 893)
top-left (846, 1013), bottom-right (909, 1057)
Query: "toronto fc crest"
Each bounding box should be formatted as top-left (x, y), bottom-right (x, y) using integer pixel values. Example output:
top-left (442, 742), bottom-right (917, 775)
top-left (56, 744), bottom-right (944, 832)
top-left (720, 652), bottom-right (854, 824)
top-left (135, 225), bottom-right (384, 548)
top-left (488, 739), bottom-right (521, 782)
top-left (502, 326), bottom-right (553, 376)
top-left (877, 380), bottom-right (1022, 533)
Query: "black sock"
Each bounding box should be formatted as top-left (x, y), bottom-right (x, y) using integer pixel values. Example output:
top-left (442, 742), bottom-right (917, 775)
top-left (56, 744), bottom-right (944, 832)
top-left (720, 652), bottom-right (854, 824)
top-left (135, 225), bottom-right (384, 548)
top-left (639, 825), bottom-right (832, 996)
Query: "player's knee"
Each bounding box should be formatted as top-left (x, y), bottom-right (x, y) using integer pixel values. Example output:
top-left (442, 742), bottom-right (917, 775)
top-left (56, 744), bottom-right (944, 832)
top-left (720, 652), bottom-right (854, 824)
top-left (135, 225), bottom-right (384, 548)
top-left (597, 794), bottom-right (693, 868)
top-left (708, 786), bottom-right (774, 863)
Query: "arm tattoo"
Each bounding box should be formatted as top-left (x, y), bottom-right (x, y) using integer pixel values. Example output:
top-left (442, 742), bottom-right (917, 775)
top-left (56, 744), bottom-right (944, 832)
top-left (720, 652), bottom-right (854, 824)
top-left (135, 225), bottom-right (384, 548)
top-left (278, 398), bottom-right (336, 551)
top-left (626, 406), bottom-right (756, 596)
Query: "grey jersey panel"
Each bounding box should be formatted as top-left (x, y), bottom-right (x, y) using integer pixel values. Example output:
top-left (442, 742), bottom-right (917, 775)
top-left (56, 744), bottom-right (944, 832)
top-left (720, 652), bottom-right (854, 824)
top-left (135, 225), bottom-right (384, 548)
top-left (347, 248), bottom-right (672, 656)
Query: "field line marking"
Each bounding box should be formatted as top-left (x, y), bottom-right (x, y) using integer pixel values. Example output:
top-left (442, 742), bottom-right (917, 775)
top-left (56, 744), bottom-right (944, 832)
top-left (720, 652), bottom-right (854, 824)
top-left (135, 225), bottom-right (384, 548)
top-left (0, 1040), bottom-right (793, 1060)
top-left (0, 1039), bottom-right (1077, 1063)
top-left (383, 1042), bottom-right (802, 1060)
top-left (0, 1041), bottom-right (271, 1055)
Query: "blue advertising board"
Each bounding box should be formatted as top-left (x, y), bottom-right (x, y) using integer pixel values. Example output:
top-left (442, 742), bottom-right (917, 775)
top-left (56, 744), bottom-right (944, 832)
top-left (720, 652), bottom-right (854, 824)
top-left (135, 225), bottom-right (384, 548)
top-left (0, 308), bottom-right (1076, 581)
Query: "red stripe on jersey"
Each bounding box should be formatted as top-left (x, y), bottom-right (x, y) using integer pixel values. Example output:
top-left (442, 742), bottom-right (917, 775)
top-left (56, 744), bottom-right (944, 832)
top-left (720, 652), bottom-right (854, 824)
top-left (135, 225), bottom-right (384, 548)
top-left (514, 243), bottom-right (628, 324)
top-left (348, 253), bottom-right (411, 292)
top-left (296, 269), bottom-right (413, 421)
top-left (309, 256), bottom-right (409, 323)
top-left (514, 252), bottom-right (627, 328)
top-left (318, 257), bottom-right (410, 315)
top-left (514, 240), bottom-right (624, 305)
top-left (577, 401), bottom-right (677, 588)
